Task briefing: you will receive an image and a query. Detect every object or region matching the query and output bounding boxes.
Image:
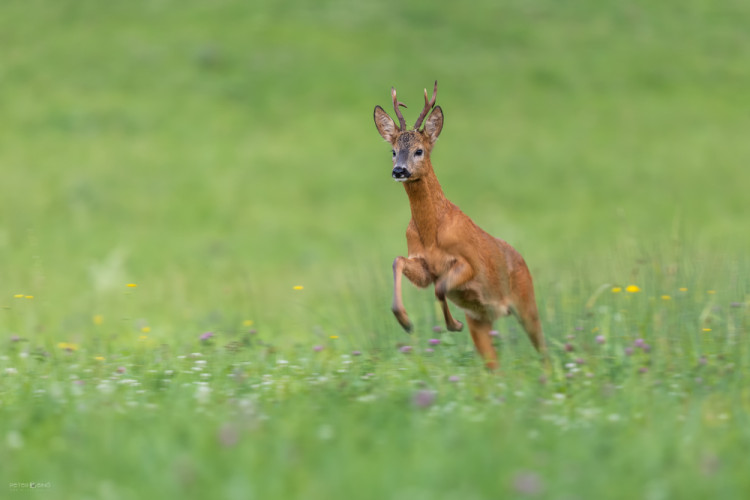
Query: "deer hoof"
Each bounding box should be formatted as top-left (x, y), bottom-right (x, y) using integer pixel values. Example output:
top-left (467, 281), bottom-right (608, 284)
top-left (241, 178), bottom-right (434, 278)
top-left (447, 319), bottom-right (463, 332)
top-left (392, 308), bottom-right (413, 333)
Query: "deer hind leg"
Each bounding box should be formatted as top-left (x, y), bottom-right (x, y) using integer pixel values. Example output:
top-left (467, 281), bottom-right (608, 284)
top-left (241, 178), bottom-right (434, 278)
top-left (465, 315), bottom-right (498, 371)
top-left (392, 256), bottom-right (432, 333)
top-left (510, 268), bottom-right (548, 360)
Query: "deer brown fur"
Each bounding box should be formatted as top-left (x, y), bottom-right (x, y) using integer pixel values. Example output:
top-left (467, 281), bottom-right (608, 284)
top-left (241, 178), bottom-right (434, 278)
top-left (373, 82), bottom-right (547, 370)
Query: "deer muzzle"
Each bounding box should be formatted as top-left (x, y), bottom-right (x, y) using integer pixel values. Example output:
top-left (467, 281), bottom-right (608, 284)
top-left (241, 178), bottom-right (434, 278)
top-left (392, 166), bottom-right (411, 181)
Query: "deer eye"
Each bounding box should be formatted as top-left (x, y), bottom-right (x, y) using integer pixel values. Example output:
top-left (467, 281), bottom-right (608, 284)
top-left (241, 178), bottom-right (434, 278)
top-left (392, 150), bottom-right (396, 157)
top-left (415, 149), bottom-right (424, 156)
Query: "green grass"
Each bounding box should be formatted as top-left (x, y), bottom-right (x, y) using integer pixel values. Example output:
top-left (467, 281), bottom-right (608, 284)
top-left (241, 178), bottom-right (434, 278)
top-left (1, 0), bottom-right (750, 498)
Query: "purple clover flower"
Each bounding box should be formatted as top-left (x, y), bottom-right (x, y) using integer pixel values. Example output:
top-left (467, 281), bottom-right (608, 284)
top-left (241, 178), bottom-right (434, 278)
top-left (412, 390), bottom-right (436, 409)
top-left (313, 345), bottom-right (324, 352)
top-left (429, 338), bottom-right (441, 346)
top-left (399, 345), bottom-right (412, 354)
top-left (595, 335), bottom-right (606, 344)
top-left (200, 332), bottom-right (214, 341)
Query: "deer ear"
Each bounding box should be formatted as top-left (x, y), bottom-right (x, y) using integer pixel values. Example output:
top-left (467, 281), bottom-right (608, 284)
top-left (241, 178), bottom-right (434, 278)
top-left (374, 105), bottom-right (399, 143)
top-left (423, 105), bottom-right (443, 144)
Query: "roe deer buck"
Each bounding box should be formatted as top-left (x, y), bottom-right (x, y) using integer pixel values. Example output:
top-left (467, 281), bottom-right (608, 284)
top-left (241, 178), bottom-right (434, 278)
top-left (373, 81), bottom-right (547, 370)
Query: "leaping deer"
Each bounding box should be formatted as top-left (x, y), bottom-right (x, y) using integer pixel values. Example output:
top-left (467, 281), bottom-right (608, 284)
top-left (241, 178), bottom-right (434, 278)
top-left (373, 81), bottom-right (547, 370)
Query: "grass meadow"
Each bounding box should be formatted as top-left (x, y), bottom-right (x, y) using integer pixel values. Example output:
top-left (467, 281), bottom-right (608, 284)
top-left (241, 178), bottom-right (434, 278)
top-left (2, 0), bottom-right (749, 498)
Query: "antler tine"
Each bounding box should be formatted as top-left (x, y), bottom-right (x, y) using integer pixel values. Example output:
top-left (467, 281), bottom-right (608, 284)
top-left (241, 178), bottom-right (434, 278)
top-left (413, 80), bottom-right (438, 130)
top-left (391, 87), bottom-right (408, 131)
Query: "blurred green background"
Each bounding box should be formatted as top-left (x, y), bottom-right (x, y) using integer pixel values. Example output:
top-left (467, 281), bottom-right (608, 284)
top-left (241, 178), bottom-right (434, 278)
top-left (1, 0), bottom-right (749, 342)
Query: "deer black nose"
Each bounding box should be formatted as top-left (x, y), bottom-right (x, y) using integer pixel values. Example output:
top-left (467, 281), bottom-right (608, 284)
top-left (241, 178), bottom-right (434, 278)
top-left (392, 166), bottom-right (410, 179)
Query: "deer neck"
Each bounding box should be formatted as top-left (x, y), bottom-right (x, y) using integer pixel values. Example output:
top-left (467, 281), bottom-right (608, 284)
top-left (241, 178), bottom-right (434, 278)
top-left (403, 163), bottom-right (449, 244)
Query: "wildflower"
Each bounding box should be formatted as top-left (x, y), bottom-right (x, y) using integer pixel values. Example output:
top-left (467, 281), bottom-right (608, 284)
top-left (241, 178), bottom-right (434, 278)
top-left (138, 335), bottom-right (148, 341)
top-left (512, 471), bottom-right (544, 496)
top-left (93, 314), bottom-right (104, 325)
top-left (489, 330), bottom-right (499, 337)
top-left (94, 356), bottom-right (105, 361)
top-left (117, 366), bottom-right (127, 374)
top-left (707, 290), bottom-right (716, 295)
top-left (293, 285), bottom-right (304, 290)
top-left (564, 343), bottom-right (574, 352)
top-left (313, 345), bottom-right (324, 352)
top-left (624, 347), bottom-right (634, 356)
top-left (634, 338), bottom-right (645, 348)
top-left (595, 335), bottom-right (606, 344)
top-left (679, 287), bottom-right (688, 292)
top-left (429, 339), bottom-right (441, 346)
top-left (730, 302), bottom-right (743, 308)
top-left (638, 367), bottom-right (648, 374)
top-left (575, 358), bottom-right (585, 365)
top-left (399, 345), bottom-right (412, 354)
top-left (126, 283), bottom-right (137, 288)
top-left (642, 344), bottom-right (651, 353)
top-left (432, 325), bottom-right (443, 333)
top-left (13, 294), bottom-right (24, 298)
top-left (141, 326), bottom-right (151, 333)
top-left (611, 287), bottom-right (622, 293)
top-left (10, 335), bottom-right (21, 342)
top-left (449, 375), bottom-right (460, 383)
top-left (218, 423), bottom-right (240, 447)
top-left (424, 348), bottom-right (434, 354)
top-left (351, 350), bottom-right (361, 356)
top-left (661, 295), bottom-right (671, 301)
top-left (702, 328), bottom-right (712, 332)
top-left (329, 335), bottom-right (339, 340)
top-left (412, 390), bottom-right (436, 409)
top-left (5, 367), bottom-right (18, 375)
top-left (58, 342), bottom-right (79, 352)
top-left (25, 295), bottom-right (34, 299)
top-left (200, 332), bottom-right (214, 341)
top-left (625, 285), bottom-right (640, 293)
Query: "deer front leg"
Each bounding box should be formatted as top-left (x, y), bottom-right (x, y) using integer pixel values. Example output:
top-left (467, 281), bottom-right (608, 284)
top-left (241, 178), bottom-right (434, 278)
top-left (434, 257), bottom-right (474, 302)
top-left (438, 296), bottom-right (464, 332)
top-left (392, 256), bottom-right (432, 333)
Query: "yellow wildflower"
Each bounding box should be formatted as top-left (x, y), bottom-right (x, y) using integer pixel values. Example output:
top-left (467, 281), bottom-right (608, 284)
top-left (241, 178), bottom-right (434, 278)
top-left (13, 294), bottom-right (24, 298)
top-left (702, 328), bottom-right (712, 332)
top-left (679, 287), bottom-right (688, 292)
top-left (661, 295), bottom-right (671, 301)
top-left (138, 335), bottom-right (148, 341)
top-left (625, 285), bottom-right (640, 293)
top-left (293, 285), bottom-right (304, 290)
top-left (126, 283), bottom-right (138, 288)
top-left (141, 326), bottom-right (151, 333)
top-left (243, 319), bottom-right (254, 327)
top-left (58, 342), bottom-right (79, 351)
top-left (707, 290), bottom-right (716, 295)
top-left (93, 314), bottom-right (104, 326)
top-left (611, 287), bottom-right (622, 293)
top-left (94, 356), bottom-right (105, 361)
top-left (329, 335), bottom-right (339, 339)
top-left (25, 295), bottom-right (34, 299)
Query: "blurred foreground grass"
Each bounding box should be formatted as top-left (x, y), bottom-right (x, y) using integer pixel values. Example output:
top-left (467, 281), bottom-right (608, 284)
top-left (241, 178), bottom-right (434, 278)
top-left (1, 0), bottom-right (749, 498)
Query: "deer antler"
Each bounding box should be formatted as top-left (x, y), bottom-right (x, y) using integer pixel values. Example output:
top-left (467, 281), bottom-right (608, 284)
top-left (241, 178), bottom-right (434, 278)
top-left (413, 80), bottom-right (438, 131)
top-left (391, 87), bottom-right (408, 131)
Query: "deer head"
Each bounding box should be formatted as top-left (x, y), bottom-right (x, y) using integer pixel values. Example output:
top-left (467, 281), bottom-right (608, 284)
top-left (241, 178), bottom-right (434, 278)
top-left (373, 81), bottom-right (443, 182)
